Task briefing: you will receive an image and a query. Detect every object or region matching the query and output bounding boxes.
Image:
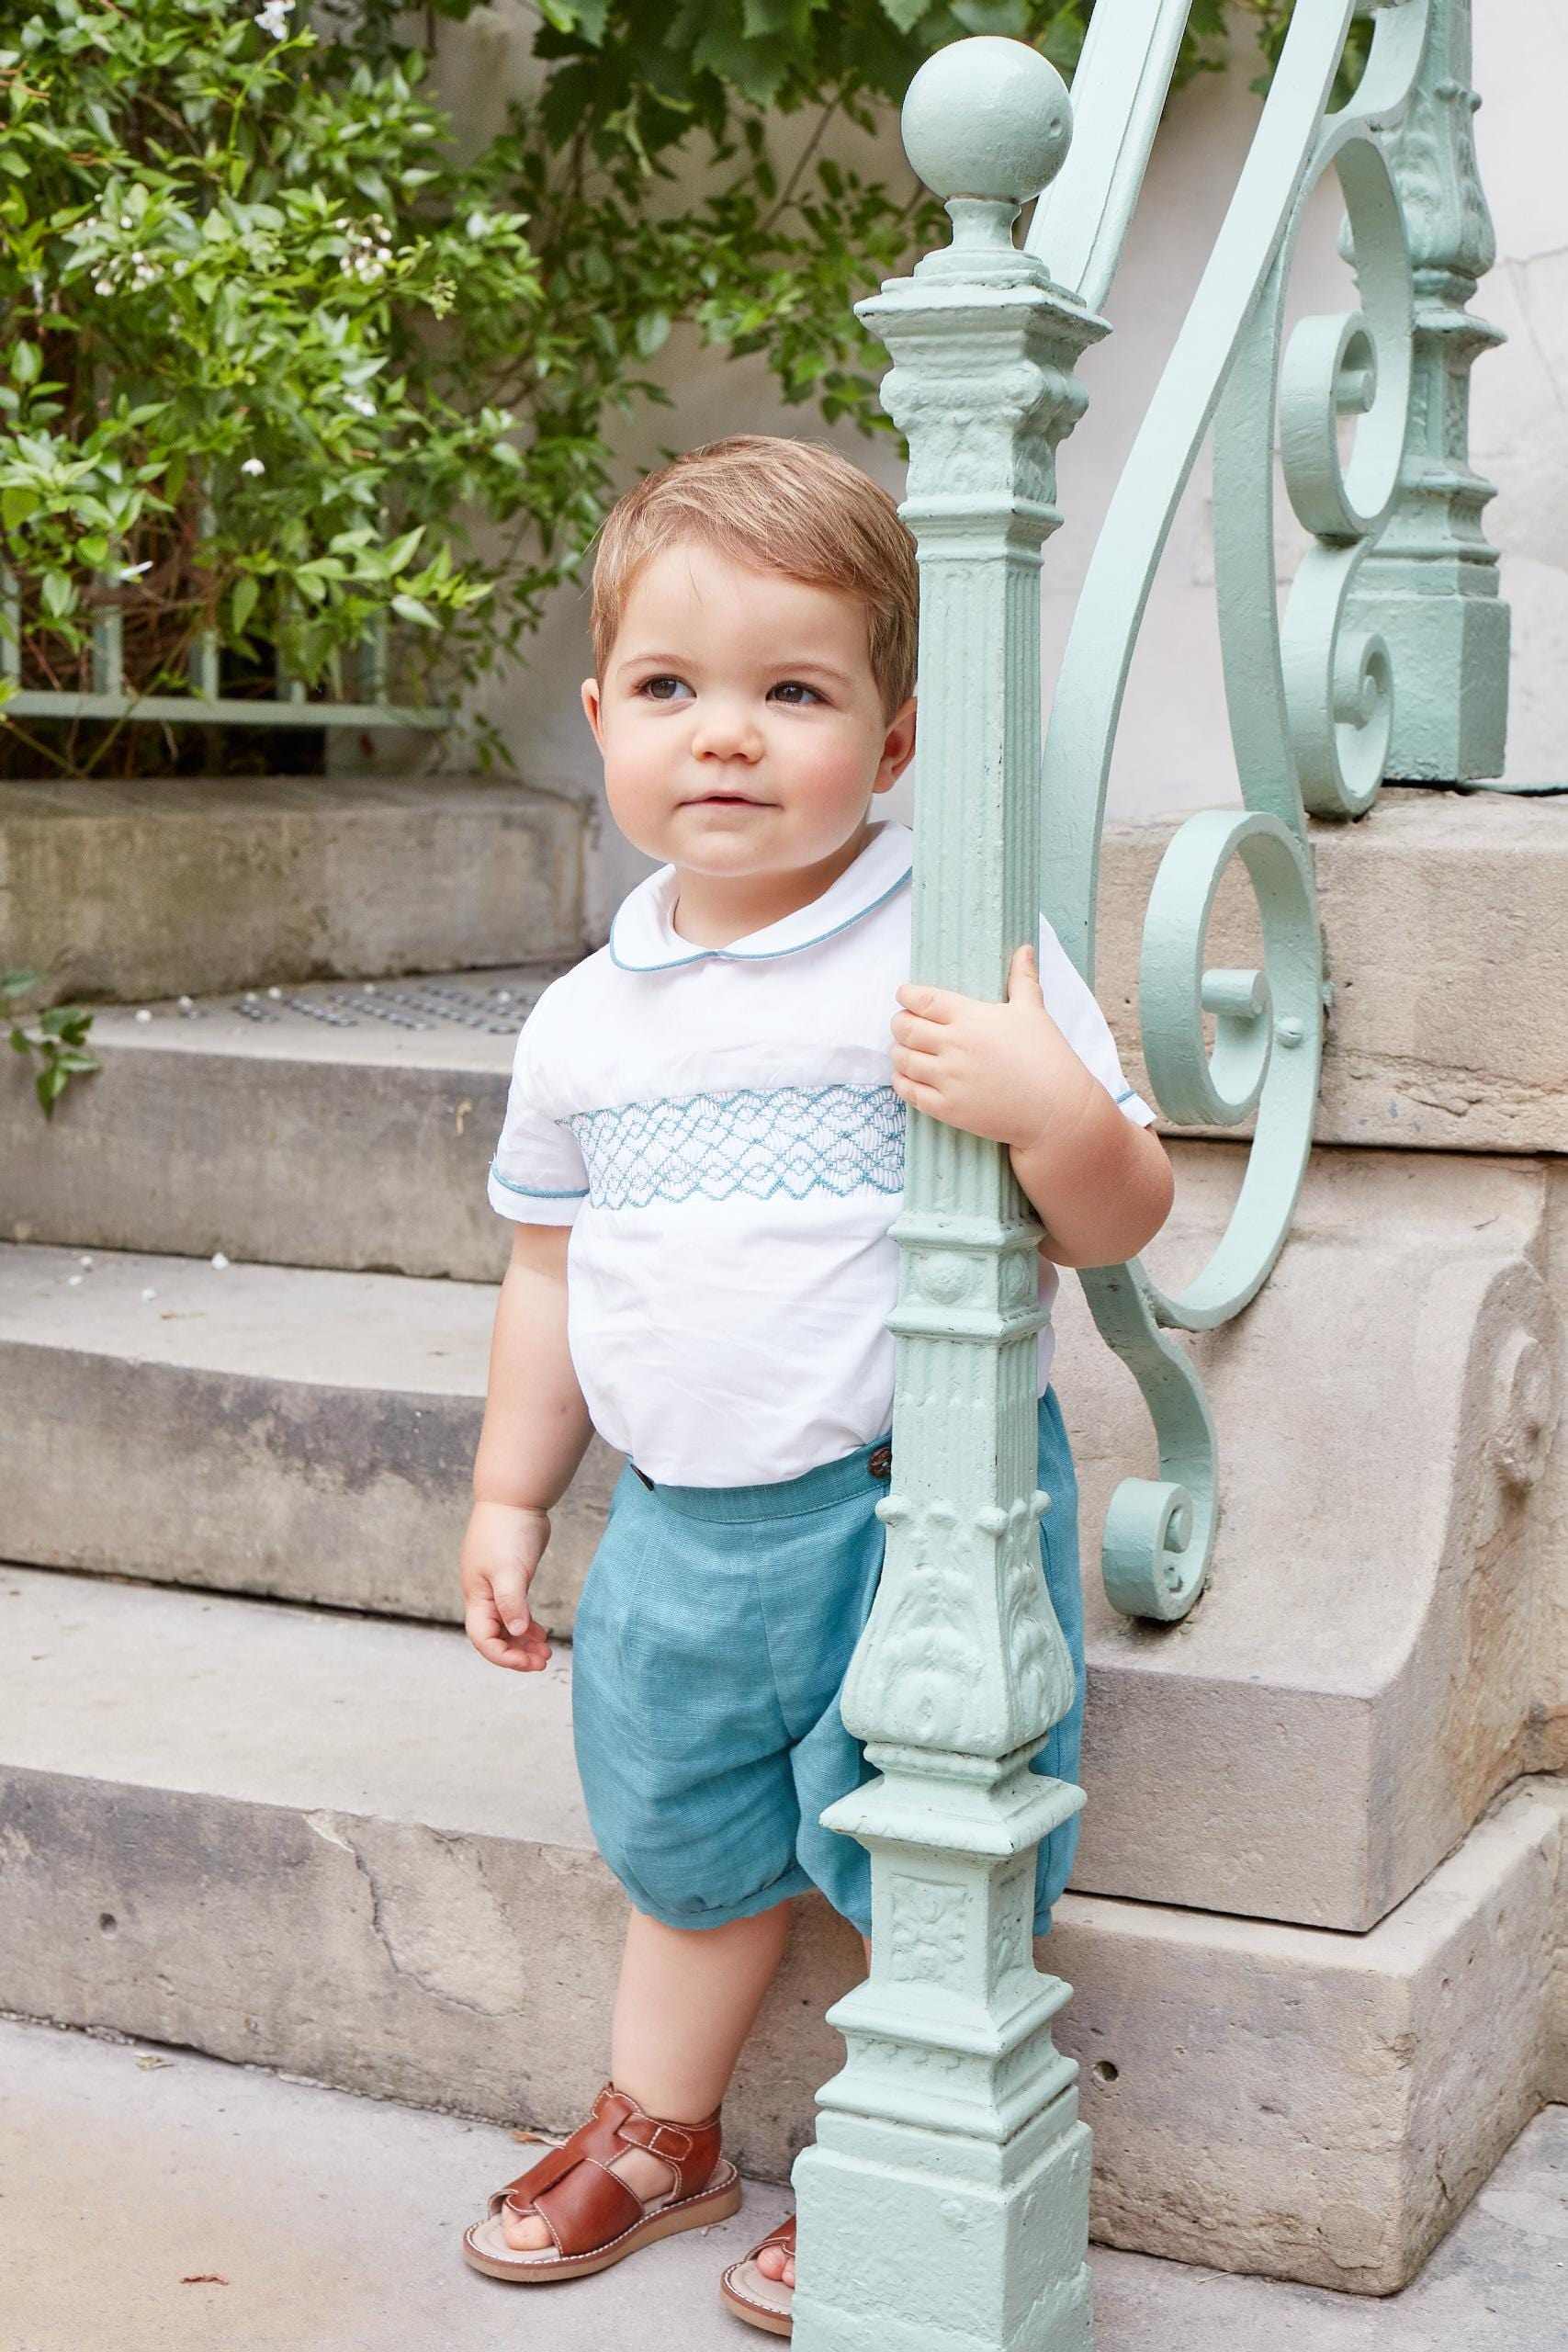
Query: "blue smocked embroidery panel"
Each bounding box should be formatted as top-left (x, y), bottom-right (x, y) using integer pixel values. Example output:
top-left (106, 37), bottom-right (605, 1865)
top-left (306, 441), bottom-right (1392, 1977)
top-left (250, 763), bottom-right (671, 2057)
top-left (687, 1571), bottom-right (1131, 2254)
top-left (566, 1083), bottom-right (906, 1211)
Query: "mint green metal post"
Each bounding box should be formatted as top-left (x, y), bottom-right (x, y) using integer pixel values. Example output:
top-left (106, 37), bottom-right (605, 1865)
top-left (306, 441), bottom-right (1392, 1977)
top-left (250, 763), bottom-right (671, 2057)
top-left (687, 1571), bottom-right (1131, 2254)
top-left (791, 40), bottom-right (1104, 2352)
top-left (1348, 0), bottom-right (1508, 781)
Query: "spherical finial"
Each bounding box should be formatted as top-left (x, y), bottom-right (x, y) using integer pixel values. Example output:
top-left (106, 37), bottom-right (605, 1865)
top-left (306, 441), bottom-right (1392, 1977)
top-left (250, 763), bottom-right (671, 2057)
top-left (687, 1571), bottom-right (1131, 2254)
top-left (901, 37), bottom-right (1072, 207)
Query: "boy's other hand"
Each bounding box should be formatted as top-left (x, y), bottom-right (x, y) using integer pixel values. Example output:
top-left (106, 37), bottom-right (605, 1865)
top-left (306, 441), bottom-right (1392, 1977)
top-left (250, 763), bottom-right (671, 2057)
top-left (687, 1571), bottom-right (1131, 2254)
top-left (461, 1499), bottom-right (553, 1673)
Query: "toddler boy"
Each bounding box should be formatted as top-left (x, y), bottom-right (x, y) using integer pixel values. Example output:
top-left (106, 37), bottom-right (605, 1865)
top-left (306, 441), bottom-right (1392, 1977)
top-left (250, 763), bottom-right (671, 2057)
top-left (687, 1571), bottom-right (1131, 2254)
top-left (457, 435), bottom-right (1171, 2333)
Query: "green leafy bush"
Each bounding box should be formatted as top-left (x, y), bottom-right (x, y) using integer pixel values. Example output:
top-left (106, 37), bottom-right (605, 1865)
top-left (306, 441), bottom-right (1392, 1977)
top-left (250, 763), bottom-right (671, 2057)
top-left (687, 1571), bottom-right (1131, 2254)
top-left (0, 0), bottom-right (1292, 778)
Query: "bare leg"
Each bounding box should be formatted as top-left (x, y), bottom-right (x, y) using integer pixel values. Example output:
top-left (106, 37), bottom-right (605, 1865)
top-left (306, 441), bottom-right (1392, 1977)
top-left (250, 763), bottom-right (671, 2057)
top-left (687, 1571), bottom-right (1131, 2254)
top-left (754, 1932), bottom-right (871, 2289)
top-left (502, 1900), bottom-right (793, 2250)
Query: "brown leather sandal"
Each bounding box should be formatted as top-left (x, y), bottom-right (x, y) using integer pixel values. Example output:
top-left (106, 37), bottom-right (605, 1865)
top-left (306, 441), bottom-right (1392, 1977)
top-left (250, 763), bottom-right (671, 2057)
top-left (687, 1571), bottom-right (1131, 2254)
top-left (462, 2083), bottom-right (741, 2283)
top-left (720, 2211), bottom-right (795, 2336)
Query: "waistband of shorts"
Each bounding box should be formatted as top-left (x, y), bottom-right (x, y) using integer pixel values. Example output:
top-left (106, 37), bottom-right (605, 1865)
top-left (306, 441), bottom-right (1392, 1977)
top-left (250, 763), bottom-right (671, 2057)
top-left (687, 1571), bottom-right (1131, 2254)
top-left (627, 1431), bottom-right (894, 1524)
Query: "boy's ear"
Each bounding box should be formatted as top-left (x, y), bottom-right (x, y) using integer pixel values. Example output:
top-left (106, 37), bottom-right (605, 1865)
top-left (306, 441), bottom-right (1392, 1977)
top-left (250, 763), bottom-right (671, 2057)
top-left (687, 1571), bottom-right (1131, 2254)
top-left (581, 677), bottom-right (605, 753)
top-left (873, 695), bottom-right (917, 795)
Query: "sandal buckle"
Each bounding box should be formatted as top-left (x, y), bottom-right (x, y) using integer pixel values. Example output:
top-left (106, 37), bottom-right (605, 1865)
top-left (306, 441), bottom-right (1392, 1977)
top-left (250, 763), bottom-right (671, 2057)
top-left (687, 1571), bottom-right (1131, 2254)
top-left (644, 2120), bottom-right (693, 2160)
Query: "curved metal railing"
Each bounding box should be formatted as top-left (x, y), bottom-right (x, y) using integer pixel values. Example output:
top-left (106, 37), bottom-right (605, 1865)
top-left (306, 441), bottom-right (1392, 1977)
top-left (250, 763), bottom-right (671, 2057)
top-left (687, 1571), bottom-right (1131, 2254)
top-left (1030, 0), bottom-right (1501, 1621)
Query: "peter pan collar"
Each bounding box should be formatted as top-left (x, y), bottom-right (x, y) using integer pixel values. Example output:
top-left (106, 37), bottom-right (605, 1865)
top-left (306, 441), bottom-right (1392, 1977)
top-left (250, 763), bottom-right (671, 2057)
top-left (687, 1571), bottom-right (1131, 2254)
top-left (608, 820), bottom-right (913, 972)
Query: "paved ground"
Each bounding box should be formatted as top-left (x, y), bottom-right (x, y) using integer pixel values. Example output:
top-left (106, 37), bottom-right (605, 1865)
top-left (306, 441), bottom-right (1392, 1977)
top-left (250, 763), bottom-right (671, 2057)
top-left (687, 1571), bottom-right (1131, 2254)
top-left (1, 2014), bottom-right (1563, 2351)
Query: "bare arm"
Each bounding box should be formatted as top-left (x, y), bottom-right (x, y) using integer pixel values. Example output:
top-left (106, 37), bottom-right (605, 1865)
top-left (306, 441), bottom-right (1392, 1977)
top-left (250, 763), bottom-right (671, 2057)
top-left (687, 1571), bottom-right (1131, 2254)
top-left (891, 943), bottom-right (1174, 1270)
top-left (460, 1221), bottom-right (594, 1676)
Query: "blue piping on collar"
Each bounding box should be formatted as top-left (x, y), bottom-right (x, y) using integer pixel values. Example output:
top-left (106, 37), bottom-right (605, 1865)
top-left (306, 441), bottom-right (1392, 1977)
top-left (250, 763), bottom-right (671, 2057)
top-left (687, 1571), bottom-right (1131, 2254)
top-left (608, 860), bottom-right (914, 974)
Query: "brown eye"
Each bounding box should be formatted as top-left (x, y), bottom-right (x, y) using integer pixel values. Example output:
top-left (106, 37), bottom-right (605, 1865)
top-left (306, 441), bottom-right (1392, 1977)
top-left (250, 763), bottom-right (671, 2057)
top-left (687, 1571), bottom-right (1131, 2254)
top-left (639, 675), bottom-right (689, 701)
top-left (770, 681), bottom-right (822, 706)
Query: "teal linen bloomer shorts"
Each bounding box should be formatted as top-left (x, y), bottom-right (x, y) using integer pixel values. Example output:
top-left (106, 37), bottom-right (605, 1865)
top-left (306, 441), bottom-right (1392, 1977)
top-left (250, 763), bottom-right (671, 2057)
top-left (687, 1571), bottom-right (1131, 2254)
top-left (570, 1388), bottom-right (1085, 1939)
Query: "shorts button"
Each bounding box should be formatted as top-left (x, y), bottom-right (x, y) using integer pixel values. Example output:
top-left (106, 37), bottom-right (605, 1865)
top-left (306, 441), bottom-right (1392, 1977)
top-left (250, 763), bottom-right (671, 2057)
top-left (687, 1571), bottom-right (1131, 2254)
top-left (868, 1444), bottom-right (892, 1480)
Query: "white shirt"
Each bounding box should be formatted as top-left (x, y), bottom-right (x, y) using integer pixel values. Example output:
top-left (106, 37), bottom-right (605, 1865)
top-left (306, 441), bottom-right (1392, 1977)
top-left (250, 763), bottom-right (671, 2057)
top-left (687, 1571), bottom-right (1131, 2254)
top-left (490, 820), bottom-right (1154, 1487)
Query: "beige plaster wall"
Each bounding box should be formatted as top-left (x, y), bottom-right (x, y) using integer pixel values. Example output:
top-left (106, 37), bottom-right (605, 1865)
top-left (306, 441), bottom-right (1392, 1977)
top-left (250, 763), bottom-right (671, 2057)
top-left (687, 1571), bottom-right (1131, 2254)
top-left (420, 5), bottom-right (1567, 931)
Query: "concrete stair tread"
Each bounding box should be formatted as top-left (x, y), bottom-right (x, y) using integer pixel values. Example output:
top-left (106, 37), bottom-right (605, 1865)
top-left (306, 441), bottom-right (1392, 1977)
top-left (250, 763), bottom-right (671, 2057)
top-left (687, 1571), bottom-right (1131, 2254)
top-left (2, 1124), bottom-right (1558, 1934)
top-left (0, 1232), bottom-right (491, 1392)
top-left (6, 2013), bottom-right (1565, 2352)
top-left (1, 1563), bottom-right (587, 1848)
top-left (84, 962), bottom-right (564, 1074)
top-left (0, 1240), bottom-right (493, 1392)
top-left (0, 1236), bottom-right (619, 1639)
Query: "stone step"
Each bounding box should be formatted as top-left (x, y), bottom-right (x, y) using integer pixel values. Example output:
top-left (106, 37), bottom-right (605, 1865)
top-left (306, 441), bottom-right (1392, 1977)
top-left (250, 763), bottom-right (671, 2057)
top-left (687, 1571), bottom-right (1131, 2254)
top-left (6, 2015), bottom-right (1565, 2352)
top-left (3, 1124), bottom-right (1561, 1939)
top-left (1095, 786), bottom-right (1568, 1157)
top-left (9, 791), bottom-right (1565, 1284)
top-left (0, 967), bottom-right (551, 1280)
top-left (0, 1243), bottom-right (618, 1635)
top-left (2, 1565), bottom-right (1562, 2297)
top-left (0, 774), bottom-right (586, 1006)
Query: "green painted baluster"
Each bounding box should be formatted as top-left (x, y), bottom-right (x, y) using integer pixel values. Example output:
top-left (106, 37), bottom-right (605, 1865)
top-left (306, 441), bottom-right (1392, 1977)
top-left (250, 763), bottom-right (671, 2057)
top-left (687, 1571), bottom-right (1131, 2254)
top-left (0, 568), bottom-right (19, 691)
top-left (1348, 0), bottom-right (1508, 782)
top-left (792, 40), bottom-right (1104, 2352)
top-left (189, 494), bottom-right (221, 704)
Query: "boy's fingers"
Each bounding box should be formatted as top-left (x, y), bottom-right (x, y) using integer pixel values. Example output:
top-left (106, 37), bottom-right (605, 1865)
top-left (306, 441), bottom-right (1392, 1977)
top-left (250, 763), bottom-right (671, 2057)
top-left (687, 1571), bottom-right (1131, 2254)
top-left (891, 1069), bottom-right (950, 1122)
top-left (465, 1606), bottom-right (550, 1673)
top-left (895, 982), bottom-right (953, 1021)
top-left (489, 1572), bottom-right (534, 1634)
top-left (1006, 943), bottom-right (1045, 1007)
top-left (890, 1011), bottom-right (947, 1052)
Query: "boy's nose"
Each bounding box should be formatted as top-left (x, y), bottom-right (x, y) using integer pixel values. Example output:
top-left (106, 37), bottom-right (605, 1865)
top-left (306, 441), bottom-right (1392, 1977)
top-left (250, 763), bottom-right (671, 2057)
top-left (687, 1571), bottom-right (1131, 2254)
top-left (690, 702), bottom-right (764, 761)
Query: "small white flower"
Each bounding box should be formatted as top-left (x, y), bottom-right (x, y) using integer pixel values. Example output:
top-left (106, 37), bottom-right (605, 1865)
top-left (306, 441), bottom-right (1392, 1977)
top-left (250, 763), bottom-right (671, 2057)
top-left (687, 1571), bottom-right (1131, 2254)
top-left (210, 1252), bottom-right (230, 1270)
top-left (339, 220), bottom-right (392, 286)
top-left (141, 1287), bottom-right (157, 1303)
top-left (134, 1008), bottom-right (152, 1023)
top-left (266, 986), bottom-right (282, 1001)
top-left (241, 457), bottom-right (265, 477)
top-left (79, 1255), bottom-right (94, 1268)
top-left (177, 995), bottom-right (194, 1013)
top-left (254, 0), bottom-right (294, 37)
top-left (344, 391), bottom-right (376, 417)
top-left (67, 1274), bottom-right (83, 1288)
top-left (118, 560), bottom-right (153, 582)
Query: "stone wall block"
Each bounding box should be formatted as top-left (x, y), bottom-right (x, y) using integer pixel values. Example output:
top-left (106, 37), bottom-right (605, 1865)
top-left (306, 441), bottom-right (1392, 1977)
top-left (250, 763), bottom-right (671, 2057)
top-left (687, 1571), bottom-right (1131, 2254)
top-left (1053, 1145), bottom-right (1559, 1927)
top-left (0, 775), bottom-right (585, 1004)
top-left (1093, 793), bottom-right (1568, 1157)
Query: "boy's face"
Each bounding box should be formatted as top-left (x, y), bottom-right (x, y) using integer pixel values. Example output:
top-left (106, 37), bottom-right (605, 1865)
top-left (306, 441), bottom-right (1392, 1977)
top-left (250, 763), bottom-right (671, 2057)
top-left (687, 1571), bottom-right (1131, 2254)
top-left (581, 541), bottom-right (916, 882)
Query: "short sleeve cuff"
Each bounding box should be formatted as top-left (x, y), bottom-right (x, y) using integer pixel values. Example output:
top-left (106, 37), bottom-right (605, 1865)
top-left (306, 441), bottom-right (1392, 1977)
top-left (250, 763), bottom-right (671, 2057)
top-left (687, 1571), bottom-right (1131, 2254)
top-left (488, 1161), bottom-right (587, 1226)
top-left (1111, 1082), bottom-right (1158, 1129)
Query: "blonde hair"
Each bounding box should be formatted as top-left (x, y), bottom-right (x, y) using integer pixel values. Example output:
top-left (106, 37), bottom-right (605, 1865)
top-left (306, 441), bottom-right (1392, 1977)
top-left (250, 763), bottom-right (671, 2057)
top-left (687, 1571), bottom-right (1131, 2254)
top-left (588, 435), bottom-right (919, 719)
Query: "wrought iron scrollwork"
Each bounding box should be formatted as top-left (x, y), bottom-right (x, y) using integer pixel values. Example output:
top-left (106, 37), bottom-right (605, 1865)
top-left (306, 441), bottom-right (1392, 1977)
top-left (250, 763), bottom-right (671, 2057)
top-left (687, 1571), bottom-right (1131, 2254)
top-left (1028, 0), bottom-right (1485, 1622)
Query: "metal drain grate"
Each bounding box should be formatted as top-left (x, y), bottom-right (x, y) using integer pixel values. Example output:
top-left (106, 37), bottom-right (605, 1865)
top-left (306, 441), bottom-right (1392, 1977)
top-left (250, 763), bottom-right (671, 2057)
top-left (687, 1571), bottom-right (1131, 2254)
top-left (222, 978), bottom-right (545, 1034)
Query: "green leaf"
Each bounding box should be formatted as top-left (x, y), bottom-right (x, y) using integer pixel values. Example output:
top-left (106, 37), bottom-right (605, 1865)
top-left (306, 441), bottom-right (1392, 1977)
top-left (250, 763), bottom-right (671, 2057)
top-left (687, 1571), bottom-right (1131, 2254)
top-left (1, 486), bottom-right (38, 532)
top-left (1, 970), bottom-right (42, 1001)
top-left (230, 575), bottom-right (260, 639)
top-left (635, 310), bottom-right (672, 358)
top-left (39, 571), bottom-right (76, 620)
top-left (381, 526), bottom-right (426, 574)
top-left (10, 339), bottom-right (40, 386)
top-left (391, 593), bottom-right (438, 628)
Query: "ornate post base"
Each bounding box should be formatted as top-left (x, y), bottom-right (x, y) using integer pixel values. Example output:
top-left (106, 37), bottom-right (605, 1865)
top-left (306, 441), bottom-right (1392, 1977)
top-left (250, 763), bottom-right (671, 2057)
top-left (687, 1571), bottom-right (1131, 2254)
top-left (794, 1760), bottom-right (1090, 2351)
